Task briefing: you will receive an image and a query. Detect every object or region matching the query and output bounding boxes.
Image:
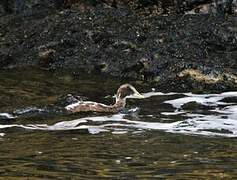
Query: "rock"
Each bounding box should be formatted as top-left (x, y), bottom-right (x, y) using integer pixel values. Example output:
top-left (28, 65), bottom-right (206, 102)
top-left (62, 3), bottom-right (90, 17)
top-left (0, 52), bottom-right (13, 67)
top-left (181, 101), bottom-right (209, 110)
top-left (38, 49), bottom-right (56, 67)
top-left (0, 5), bottom-right (237, 92)
top-left (38, 49), bottom-right (55, 59)
top-left (177, 69), bottom-right (237, 92)
top-left (178, 69), bottom-right (221, 84)
top-left (221, 96), bottom-right (237, 103)
top-left (1, 0), bottom-right (237, 16)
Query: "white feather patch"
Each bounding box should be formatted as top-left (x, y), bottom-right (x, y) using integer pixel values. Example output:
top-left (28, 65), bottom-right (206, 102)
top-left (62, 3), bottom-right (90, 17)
top-left (65, 101), bottom-right (102, 110)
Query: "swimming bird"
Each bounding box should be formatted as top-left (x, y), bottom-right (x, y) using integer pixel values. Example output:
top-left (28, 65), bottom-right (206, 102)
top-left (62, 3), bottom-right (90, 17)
top-left (65, 84), bottom-right (144, 113)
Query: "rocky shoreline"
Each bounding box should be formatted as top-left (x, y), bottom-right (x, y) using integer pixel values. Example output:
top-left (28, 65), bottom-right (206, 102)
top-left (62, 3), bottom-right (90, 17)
top-left (0, 1), bottom-right (237, 92)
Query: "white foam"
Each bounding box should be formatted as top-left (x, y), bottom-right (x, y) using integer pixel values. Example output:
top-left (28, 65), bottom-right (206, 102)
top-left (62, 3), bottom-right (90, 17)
top-left (14, 107), bottom-right (44, 114)
top-left (164, 92), bottom-right (237, 109)
top-left (161, 111), bottom-right (186, 116)
top-left (0, 110), bottom-right (236, 137)
top-left (0, 113), bottom-right (16, 119)
top-left (212, 105), bottom-right (237, 114)
top-left (142, 92), bottom-right (178, 98)
top-left (1, 91), bottom-right (237, 137)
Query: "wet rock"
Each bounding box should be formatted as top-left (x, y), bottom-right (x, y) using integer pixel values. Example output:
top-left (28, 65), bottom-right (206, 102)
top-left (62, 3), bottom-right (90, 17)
top-left (178, 69), bottom-right (221, 84)
top-left (181, 101), bottom-right (209, 110)
top-left (1, 0), bottom-right (237, 16)
top-left (175, 0), bottom-right (237, 15)
top-left (0, 5), bottom-right (237, 92)
top-left (38, 48), bottom-right (56, 67)
top-left (177, 69), bottom-right (237, 92)
top-left (0, 52), bottom-right (14, 67)
top-left (221, 97), bottom-right (237, 103)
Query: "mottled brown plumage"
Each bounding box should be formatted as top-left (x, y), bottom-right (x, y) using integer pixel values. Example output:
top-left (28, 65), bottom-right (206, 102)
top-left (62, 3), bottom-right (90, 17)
top-left (65, 84), bottom-right (144, 113)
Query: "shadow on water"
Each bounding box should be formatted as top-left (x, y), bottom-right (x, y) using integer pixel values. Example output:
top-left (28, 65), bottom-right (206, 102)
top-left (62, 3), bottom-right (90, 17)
top-left (0, 68), bottom-right (237, 178)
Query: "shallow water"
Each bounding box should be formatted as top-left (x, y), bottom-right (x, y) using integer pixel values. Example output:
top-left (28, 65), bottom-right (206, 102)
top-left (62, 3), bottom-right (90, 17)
top-left (0, 69), bottom-right (237, 179)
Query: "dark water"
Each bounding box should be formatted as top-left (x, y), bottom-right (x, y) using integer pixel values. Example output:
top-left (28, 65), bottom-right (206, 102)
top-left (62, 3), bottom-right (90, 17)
top-left (0, 69), bottom-right (237, 179)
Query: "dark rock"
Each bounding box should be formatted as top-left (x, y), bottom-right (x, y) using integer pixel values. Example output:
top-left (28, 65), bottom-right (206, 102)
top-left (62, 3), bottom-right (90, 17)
top-left (221, 97), bottom-right (237, 103)
top-left (0, 5), bottom-right (237, 92)
top-left (1, 0), bottom-right (237, 16)
top-left (38, 49), bottom-right (56, 67)
top-left (0, 52), bottom-right (14, 67)
top-left (181, 101), bottom-right (209, 110)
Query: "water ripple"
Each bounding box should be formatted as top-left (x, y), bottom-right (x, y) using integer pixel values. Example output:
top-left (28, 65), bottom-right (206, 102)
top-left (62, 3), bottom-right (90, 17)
top-left (0, 91), bottom-right (237, 137)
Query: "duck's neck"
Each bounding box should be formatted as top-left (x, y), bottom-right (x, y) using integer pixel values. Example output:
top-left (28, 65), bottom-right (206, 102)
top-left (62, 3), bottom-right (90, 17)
top-left (113, 97), bottom-right (126, 109)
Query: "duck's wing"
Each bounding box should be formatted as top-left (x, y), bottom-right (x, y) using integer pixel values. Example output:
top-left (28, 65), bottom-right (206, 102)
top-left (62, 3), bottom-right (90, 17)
top-left (65, 101), bottom-right (84, 111)
top-left (65, 101), bottom-right (112, 113)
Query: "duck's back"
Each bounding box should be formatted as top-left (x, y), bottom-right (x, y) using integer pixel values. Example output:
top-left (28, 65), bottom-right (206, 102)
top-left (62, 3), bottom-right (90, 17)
top-left (65, 101), bottom-right (117, 113)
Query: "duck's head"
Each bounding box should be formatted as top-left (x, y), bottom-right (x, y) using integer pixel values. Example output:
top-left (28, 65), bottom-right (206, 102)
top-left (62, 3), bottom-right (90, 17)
top-left (116, 84), bottom-right (144, 102)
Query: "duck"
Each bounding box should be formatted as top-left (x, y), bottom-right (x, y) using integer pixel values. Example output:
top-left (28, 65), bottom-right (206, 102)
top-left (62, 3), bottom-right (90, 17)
top-left (65, 84), bottom-right (144, 113)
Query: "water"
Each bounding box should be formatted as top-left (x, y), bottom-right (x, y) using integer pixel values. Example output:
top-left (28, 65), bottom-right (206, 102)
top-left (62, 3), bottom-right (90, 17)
top-left (0, 68), bottom-right (237, 178)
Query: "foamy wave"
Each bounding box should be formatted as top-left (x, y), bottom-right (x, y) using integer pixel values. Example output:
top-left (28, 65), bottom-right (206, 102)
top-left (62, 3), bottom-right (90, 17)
top-left (0, 91), bottom-right (237, 137)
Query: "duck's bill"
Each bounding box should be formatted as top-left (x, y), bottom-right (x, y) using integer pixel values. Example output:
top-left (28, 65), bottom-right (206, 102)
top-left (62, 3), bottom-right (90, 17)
top-left (132, 91), bottom-right (145, 99)
top-left (133, 92), bottom-right (145, 98)
top-left (130, 86), bottom-right (145, 99)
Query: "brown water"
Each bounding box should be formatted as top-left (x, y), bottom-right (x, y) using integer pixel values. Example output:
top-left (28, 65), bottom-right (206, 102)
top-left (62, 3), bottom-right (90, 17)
top-left (0, 69), bottom-right (237, 179)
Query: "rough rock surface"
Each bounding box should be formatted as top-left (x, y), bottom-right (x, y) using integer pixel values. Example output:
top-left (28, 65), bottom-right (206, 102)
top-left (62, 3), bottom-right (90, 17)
top-left (0, 3), bottom-right (237, 92)
top-left (1, 0), bottom-right (236, 16)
